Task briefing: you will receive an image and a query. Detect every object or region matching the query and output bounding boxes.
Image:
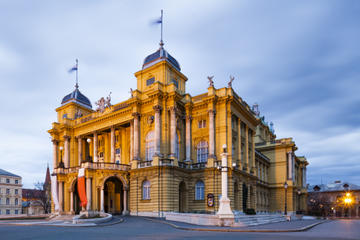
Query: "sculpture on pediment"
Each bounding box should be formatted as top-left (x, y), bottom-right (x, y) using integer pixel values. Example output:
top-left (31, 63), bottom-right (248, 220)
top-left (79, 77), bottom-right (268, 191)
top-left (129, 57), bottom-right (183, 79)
top-left (228, 75), bottom-right (235, 88)
top-left (95, 97), bottom-right (106, 113)
top-left (207, 76), bottom-right (214, 87)
top-left (105, 92), bottom-right (112, 108)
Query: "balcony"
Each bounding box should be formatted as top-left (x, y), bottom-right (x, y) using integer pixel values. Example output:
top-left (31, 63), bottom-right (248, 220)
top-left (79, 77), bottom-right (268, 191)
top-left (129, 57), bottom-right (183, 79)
top-left (81, 162), bottom-right (130, 171)
top-left (138, 161), bottom-right (153, 168)
top-left (54, 162), bottom-right (130, 174)
top-left (160, 159), bottom-right (174, 166)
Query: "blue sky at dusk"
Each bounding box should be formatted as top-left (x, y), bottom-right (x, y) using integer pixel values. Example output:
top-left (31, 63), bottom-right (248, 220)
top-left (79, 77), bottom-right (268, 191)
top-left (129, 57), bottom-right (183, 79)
top-left (0, 0), bottom-right (359, 188)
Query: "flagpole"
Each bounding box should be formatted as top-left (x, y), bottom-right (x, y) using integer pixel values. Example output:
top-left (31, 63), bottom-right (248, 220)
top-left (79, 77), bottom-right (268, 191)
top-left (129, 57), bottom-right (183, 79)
top-left (161, 9), bottom-right (163, 44)
top-left (75, 59), bottom-right (79, 88)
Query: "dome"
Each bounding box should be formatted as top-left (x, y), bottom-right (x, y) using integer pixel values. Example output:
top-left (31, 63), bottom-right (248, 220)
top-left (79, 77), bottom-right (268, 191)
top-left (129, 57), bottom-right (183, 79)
top-left (61, 87), bottom-right (92, 109)
top-left (143, 45), bottom-right (181, 71)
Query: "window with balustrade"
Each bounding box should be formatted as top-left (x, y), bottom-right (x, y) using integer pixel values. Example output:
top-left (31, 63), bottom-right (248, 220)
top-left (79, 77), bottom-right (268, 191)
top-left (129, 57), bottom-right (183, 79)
top-left (195, 181), bottom-right (205, 200)
top-left (142, 180), bottom-right (151, 200)
top-left (197, 141), bottom-right (208, 163)
top-left (145, 131), bottom-right (155, 161)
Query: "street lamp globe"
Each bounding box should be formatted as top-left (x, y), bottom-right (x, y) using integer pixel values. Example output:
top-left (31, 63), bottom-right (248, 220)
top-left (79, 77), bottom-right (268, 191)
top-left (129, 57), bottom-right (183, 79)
top-left (87, 138), bottom-right (91, 143)
top-left (284, 182), bottom-right (288, 189)
top-left (59, 146), bottom-right (63, 151)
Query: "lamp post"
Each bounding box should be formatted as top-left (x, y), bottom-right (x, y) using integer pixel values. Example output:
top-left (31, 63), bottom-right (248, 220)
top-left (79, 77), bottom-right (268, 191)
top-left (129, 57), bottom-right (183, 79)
top-left (284, 182), bottom-right (288, 215)
top-left (297, 189), bottom-right (301, 213)
top-left (86, 138), bottom-right (91, 162)
top-left (59, 146), bottom-right (64, 168)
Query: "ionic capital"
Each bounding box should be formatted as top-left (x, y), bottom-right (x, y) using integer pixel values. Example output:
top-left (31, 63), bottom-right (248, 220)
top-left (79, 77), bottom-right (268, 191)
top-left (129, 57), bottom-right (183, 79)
top-left (63, 135), bottom-right (71, 140)
top-left (153, 105), bottom-right (163, 113)
top-left (51, 139), bottom-right (59, 144)
top-left (208, 109), bottom-right (216, 115)
top-left (132, 112), bottom-right (141, 118)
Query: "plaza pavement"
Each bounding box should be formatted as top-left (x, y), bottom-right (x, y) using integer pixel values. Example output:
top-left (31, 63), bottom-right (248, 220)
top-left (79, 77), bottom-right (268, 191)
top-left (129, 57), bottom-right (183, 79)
top-left (0, 216), bottom-right (359, 240)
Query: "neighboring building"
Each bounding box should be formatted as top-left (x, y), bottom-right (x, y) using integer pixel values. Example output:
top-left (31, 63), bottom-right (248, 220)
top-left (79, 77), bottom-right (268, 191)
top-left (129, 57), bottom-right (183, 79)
top-left (22, 165), bottom-right (52, 215)
top-left (255, 117), bottom-right (308, 214)
top-left (48, 41), bottom-right (308, 216)
top-left (22, 189), bottom-right (45, 215)
top-left (0, 169), bottom-right (22, 215)
top-left (308, 181), bottom-right (360, 217)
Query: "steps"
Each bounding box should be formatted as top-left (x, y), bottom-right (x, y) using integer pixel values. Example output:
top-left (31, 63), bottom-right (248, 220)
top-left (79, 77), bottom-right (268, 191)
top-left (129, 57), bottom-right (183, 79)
top-left (234, 214), bottom-right (286, 226)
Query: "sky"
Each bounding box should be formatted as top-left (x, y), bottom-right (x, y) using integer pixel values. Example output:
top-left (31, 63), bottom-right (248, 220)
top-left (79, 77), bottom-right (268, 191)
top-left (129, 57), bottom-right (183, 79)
top-left (0, 0), bottom-right (359, 188)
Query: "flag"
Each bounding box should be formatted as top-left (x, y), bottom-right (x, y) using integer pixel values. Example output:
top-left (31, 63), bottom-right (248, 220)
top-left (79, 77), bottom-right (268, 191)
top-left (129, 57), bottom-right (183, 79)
top-left (77, 168), bottom-right (87, 208)
top-left (151, 17), bottom-right (162, 25)
top-left (68, 64), bottom-right (78, 73)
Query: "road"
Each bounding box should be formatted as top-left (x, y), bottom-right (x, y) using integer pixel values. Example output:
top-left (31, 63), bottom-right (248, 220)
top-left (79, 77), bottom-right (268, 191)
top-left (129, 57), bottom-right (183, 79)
top-left (0, 217), bottom-right (359, 240)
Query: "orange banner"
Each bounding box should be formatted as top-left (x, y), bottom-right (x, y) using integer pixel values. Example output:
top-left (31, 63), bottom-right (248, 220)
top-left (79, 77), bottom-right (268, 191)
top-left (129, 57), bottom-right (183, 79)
top-left (77, 176), bottom-right (87, 208)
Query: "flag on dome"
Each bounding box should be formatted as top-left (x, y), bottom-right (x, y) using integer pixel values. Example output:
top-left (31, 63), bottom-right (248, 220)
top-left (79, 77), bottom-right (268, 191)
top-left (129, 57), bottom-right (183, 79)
top-left (150, 10), bottom-right (163, 25)
top-left (68, 59), bottom-right (78, 73)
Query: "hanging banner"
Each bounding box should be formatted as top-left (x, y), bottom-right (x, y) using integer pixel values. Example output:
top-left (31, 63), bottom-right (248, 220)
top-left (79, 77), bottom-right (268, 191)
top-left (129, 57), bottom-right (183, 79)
top-left (77, 168), bottom-right (87, 208)
top-left (51, 175), bottom-right (59, 211)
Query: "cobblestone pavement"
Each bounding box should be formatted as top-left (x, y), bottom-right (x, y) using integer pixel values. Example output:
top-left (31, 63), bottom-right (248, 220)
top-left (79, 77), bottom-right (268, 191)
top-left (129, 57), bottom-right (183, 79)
top-left (0, 216), bottom-right (358, 240)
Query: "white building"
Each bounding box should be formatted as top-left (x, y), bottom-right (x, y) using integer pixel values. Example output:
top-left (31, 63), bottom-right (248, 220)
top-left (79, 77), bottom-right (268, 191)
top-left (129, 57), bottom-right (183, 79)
top-left (0, 169), bottom-right (22, 215)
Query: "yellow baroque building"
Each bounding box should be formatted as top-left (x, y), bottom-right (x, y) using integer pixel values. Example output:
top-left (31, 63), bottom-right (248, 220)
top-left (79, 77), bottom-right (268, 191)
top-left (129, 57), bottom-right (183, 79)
top-left (48, 42), bottom-right (308, 216)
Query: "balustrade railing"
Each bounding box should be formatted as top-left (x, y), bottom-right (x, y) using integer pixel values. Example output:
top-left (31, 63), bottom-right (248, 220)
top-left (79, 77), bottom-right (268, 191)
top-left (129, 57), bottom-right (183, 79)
top-left (138, 161), bottom-right (153, 168)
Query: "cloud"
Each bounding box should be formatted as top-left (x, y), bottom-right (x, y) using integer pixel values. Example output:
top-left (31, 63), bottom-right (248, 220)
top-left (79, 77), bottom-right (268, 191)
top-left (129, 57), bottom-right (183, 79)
top-left (0, 0), bottom-right (359, 187)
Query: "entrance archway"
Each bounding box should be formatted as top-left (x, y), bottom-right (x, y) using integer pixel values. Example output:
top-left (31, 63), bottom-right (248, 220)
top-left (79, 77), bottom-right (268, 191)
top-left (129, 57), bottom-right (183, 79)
top-left (179, 181), bottom-right (187, 212)
top-left (104, 177), bottom-right (123, 214)
top-left (242, 183), bottom-right (248, 211)
top-left (71, 179), bottom-right (81, 214)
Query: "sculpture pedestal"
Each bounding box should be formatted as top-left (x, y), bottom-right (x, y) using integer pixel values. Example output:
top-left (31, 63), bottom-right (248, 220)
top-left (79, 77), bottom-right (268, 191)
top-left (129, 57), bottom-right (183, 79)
top-left (217, 197), bottom-right (235, 219)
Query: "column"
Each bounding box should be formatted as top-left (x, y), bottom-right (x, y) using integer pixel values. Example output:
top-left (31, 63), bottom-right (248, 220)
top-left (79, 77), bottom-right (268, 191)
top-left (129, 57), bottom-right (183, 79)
top-left (170, 107), bottom-right (176, 157)
top-left (58, 181), bottom-right (63, 213)
top-left (287, 152), bottom-right (293, 180)
top-left (208, 110), bottom-right (216, 158)
top-left (130, 121), bottom-right (134, 161)
top-left (245, 125), bottom-right (249, 170)
top-left (132, 113), bottom-right (140, 160)
top-left (123, 187), bottom-right (128, 215)
top-left (93, 132), bottom-right (98, 162)
top-left (52, 139), bottom-right (58, 169)
top-left (77, 137), bottom-right (82, 166)
top-left (70, 191), bottom-right (74, 213)
top-left (86, 178), bottom-right (92, 211)
top-left (100, 188), bottom-right (104, 212)
top-left (217, 145), bottom-right (234, 220)
top-left (252, 131), bottom-right (255, 169)
top-left (153, 105), bottom-right (162, 156)
top-left (185, 115), bottom-right (192, 162)
top-left (110, 126), bottom-right (115, 163)
top-left (64, 136), bottom-right (70, 168)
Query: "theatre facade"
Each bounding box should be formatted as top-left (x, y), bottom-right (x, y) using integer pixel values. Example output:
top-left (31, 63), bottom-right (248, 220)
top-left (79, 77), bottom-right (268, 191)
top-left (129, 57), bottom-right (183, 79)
top-left (48, 42), bottom-right (308, 216)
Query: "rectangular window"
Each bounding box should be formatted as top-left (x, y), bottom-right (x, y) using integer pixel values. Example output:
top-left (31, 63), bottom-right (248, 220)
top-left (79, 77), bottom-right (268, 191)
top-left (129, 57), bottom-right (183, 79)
top-left (115, 148), bottom-right (120, 155)
top-left (99, 152), bottom-right (104, 158)
top-left (6, 198), bottom-right (10, 205)
top-left (6, 210), bottom-right (10, 215)
top-left (15, 198), bottom-right (18, 205)
top-left (6, 189), bottom-right (10, 194)
top-left (171, 78), bottom-right (178, 88)
top-left (15, 210), bottom-right (18, 214)
top-left (198, 120), bottom-right (206, 129)
top-left (6, 179), bottom-right (10, 184)
top-left (146, 77), bottom-right (155, 86)
top-left (15, 189), bottom-right (18, 195)
top-left (15, 179), bottom-right (18, 184)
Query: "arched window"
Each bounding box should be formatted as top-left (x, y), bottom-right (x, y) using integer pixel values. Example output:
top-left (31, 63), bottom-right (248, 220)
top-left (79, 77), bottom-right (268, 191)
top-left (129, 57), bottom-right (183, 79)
top-left (195, 181), bottom-right (205, 200)
top-left (175, 133), bottom-right (180, 159)
top-left (197, 141), bottom-right (208, 163)
top-left (142, 180), bottom-right (151, 200)
top-left (145, 131), bottom-right (155, 161)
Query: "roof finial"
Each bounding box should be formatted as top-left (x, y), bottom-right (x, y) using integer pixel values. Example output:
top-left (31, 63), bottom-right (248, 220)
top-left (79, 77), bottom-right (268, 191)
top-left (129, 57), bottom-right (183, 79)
top-left (69, 59), bottom-right (79, 89)
top-left (159, 10), bottom-right (164, 48)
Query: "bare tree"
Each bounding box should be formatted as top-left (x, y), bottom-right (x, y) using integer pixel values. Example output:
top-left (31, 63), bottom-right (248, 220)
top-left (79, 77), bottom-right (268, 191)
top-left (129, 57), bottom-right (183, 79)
top-left (34, 181), bottom-right (51, 214)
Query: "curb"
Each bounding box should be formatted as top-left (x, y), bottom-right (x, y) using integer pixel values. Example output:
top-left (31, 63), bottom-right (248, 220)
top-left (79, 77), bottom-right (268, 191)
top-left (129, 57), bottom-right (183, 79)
top-left (143, 217), bottom-right (328, 233)
top-left (0, 217), bottom-right (124, 228)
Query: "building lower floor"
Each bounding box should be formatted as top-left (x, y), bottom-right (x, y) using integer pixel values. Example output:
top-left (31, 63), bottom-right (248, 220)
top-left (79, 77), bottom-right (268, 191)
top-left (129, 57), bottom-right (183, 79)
top-left (53, 165), bottom-right (306, 216)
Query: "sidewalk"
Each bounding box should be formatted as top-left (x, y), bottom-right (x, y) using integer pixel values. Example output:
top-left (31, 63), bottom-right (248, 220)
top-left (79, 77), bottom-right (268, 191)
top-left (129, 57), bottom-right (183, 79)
top-left (144, 217), bottom-right (327, 232)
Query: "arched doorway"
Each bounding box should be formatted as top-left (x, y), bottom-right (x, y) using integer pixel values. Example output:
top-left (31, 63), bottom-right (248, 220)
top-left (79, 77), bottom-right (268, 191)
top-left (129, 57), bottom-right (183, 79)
top-left (242, 183), bottom-right (248, 211)
top-left (234, 181), bottom-right (239, 210)
top-left (104, 177), bottom-right (123, 214)
top-left (179, 181), bottom-right (187, 213)
top-left (72, 179), bottom-right (81, 214)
